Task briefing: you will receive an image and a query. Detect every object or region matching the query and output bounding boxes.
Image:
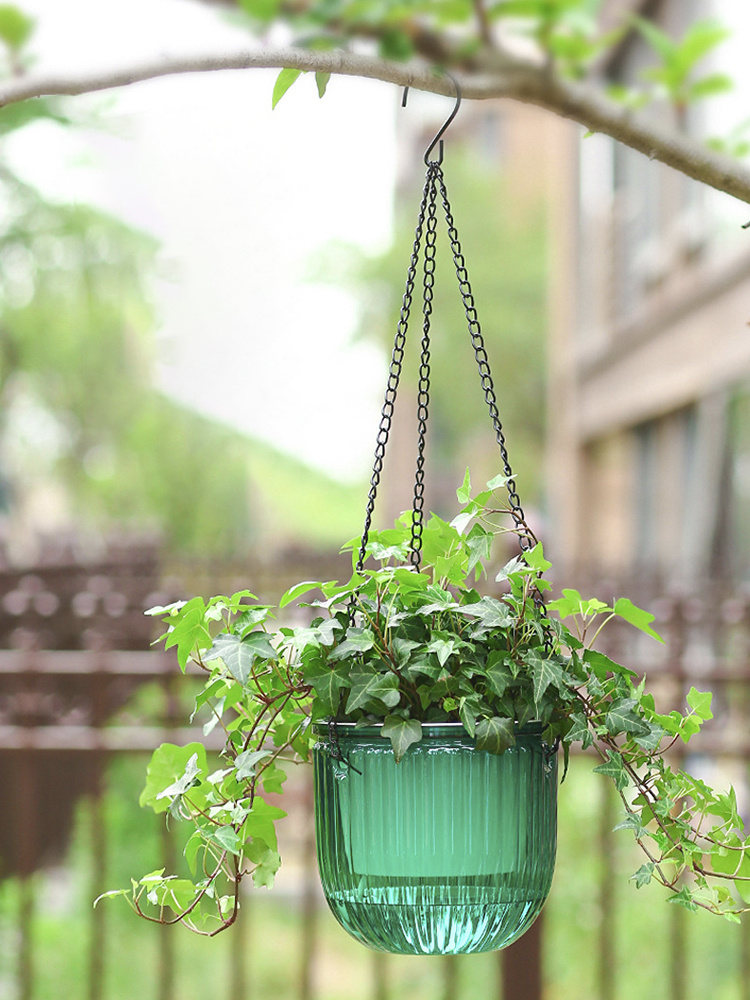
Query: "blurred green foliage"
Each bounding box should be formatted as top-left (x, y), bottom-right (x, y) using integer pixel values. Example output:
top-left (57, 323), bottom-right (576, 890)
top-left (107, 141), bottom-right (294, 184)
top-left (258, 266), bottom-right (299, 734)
top-left (0, 103), bottom-right (363, 556)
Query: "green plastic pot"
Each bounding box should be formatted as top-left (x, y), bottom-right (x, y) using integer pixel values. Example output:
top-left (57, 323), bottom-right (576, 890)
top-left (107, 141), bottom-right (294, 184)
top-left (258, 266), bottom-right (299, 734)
top-left (313, 721), bottom-right (557, 955)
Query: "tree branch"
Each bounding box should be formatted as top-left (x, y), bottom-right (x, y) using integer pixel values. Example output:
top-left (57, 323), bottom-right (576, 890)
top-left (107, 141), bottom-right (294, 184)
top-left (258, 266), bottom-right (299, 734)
top-left (2, 46), bottom-right (750, 204)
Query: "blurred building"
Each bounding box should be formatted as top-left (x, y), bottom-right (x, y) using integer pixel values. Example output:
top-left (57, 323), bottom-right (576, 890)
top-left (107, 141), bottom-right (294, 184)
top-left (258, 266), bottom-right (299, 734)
top-left (547, 0), bottom-right (750, 583)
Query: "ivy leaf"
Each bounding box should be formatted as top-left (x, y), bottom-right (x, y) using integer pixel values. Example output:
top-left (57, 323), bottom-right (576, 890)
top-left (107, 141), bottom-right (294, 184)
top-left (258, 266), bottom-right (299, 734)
top-left (456, 468), bottom-right (472, 504)
top-left (345, 667), bottom-right (400, 713)
top-left (458, 596), bottom-right (514, 629)
top-left (524, 542), bottom-right (551, 574)
top-left (613, 598), bottom-right (664, 643)
top-left (279, 580), bottom-right (322, 608)
top-left (381, 716), bottom-right (422, 763)
top-left (686, 687), bottom-right (713, 721)
top-left (566, 712), bottom-right (593, 750)
top-left (235, 607), bottom-right (273, 635)
top-left (526, 649), bottom-right (567, 710)
top-left (163, 598), bottom-right (211, 671)
top-left (604, 698), bottom-right (650, 738)
top-left (475, 716), bottom-right (515, 755)
top-left (244, 799), bottom-right (287, 852)
top-left (246, 839), bottom-right (282, 888)
top-left (209, 825), bottom-right (241, 857)
top-left (272, 67), bottom-right (303, 108)
top-left (466, 523), bottom-right (492, 574)
top-left (261, 765), bottom-right (287, 795)
top-left (234, 749), bottom-right (273, 781)
top-left (667, 886), bottom-right (699, 911)
top-left (203, 632), bottom-right (275, 684)
top-left (328, 628), bottom-right (376, 662)
top-left (459, 696), bottom-right (483, 737)
top-left (593, 751), bottom-right (629, 791)
top-left (634, 721), bottom-right (666, 753)
top-left (631, 863), bottom-right (655, 888)
top-left (155, 752), bottom-right (203, 801)
top-left (426, 635), bottom-right (460, 667)
top-left (483, 652), bottom-right (514, 698)
top-left (140, 743), bottom-right (208, 814)
top-left (613, 813), bottom-right (647, 839)
top-left (304, 661), bottom-right (351, 716)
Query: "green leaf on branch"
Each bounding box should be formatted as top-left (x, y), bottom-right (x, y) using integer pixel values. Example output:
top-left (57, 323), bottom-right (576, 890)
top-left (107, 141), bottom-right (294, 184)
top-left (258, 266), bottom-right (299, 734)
top-left (210, 825), bottom-right (241, 856)
top-left (524, 542), bottom-right (551, 574)
top-left (604, 698), bottom-right (650, 738)
top-left (203, 632), bottom-right (275, 684)
top-left (686, 687), bottom-right (713, 721)
top-left (612, 598), bottom-right (664, 643)
top-left (238, 0), bottom-right (281, 21)
top-left (315, 72), bottom-right (330, 98)
top-left (234, 749), bottom-right (273, 781)
top-left (304, 660), bottom-right (351, 716)
top-left (456, 468), bottom-right (472, 504)
top-left (272, 68), bottom-right (303, 108)
top-left (345, 667), bottom-right (400, 712)
top-left (381, 715), bottom-right (422, 763)
top-left (279, 580), bottom-right (323, 608)
top-left (593, 751), bottom-right (629, 791)
top-left (566, 712), bottom-right (593, 749)
top-left (140, 743), bottom-right (208, 814)
top-left (631, 863), bottom-right (655, 888)
top-left (246, 839), bottom-right (282, 888)
top-left (328, 628), bottom-right (376, 661)
top-left (244, 799), bottom-right (287, 852)
top-left (162, 598), bottom-right (211, 671)
top-left (666, 885), bottom-right (699, 911)
top-left (0, 4), bottom-right (34, 51)
top-left (526, 650), bottom-right (567, 710)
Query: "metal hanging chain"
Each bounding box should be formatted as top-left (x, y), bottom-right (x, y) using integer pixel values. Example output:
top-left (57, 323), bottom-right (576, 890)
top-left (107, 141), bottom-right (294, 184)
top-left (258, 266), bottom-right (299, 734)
top-left (355, 168), bottom-right (434, 574)
top-left (433, 164), bottom-right (539, 553)
top-left (409, 163), bottom-right (440, 568)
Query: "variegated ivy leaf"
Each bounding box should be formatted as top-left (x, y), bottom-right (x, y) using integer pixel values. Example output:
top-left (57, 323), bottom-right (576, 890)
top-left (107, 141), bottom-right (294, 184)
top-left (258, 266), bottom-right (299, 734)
top-left (327, 627), bottom-right (376, 662)
top-left (593, 751), bottom-right (629, 791)
top-left (304, 661), bottom-right (351, 716)
top-left (345, 667), bottom-right (400, 713)
top-left (604, 698), bottom-right (651, 738)
top-left (234, 749), bottom-right (273, 781)
top-left (525, 649), bottom-right (568, 711)
top-left (457, 595), bottom-right (514, 629)
top-left (475, 716), bottom-right (515, 754)
top-left (381, 715), bottom-right (422, 763)
top-left (202, 632), bottom-right (276, 684)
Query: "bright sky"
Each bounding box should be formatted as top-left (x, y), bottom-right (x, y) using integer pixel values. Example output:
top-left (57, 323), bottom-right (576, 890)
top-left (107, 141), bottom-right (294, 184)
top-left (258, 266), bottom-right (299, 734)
top-left (8, 0), bottom-right (398, 482)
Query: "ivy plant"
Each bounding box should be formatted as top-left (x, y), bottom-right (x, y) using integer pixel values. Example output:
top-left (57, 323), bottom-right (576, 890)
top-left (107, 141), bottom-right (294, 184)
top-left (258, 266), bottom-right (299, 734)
top-left (98, 472), bottom-right (749, 933)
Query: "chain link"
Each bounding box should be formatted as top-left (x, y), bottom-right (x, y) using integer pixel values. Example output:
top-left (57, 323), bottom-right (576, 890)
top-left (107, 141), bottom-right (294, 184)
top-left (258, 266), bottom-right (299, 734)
top-left (355, 170), bottom-right (433, 573)
top-left (357, 159), bottom-right (541, 587)
top-left (433, 165), bottom-right (538, 552)
top-left (409, 164), bottom-right (440, 567)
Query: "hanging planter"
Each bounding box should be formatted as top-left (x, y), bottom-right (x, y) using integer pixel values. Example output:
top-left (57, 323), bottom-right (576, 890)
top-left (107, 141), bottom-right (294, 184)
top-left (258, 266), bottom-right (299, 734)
top-left (314, 722), bottom-right (557, 954)
top-left (99, 77), bottom-right (744, 947)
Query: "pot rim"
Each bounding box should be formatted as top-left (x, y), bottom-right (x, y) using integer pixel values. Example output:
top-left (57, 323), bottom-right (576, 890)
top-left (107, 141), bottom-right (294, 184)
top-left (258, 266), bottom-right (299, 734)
top-left (312, 720), bottom-right (544, 738)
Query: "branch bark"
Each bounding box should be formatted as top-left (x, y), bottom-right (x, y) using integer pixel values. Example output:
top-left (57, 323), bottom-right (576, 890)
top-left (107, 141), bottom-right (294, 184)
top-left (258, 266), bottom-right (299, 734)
top-left (2, 46), bottom-right (750, 204)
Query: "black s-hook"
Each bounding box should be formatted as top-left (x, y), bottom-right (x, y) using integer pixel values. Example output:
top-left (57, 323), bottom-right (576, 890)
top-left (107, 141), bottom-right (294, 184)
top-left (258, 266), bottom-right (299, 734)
top-left (402, 72), bottom-right (462, 165)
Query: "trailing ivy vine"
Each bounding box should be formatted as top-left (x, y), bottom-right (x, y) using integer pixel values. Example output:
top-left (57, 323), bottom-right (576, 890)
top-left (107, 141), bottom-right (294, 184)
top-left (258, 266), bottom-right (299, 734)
top-left (98, 473), bottom-right (747, 933)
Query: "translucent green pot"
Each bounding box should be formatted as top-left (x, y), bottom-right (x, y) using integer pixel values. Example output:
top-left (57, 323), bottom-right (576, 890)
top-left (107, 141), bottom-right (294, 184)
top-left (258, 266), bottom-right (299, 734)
top-left (313, 722), bottom-right (557, 955)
